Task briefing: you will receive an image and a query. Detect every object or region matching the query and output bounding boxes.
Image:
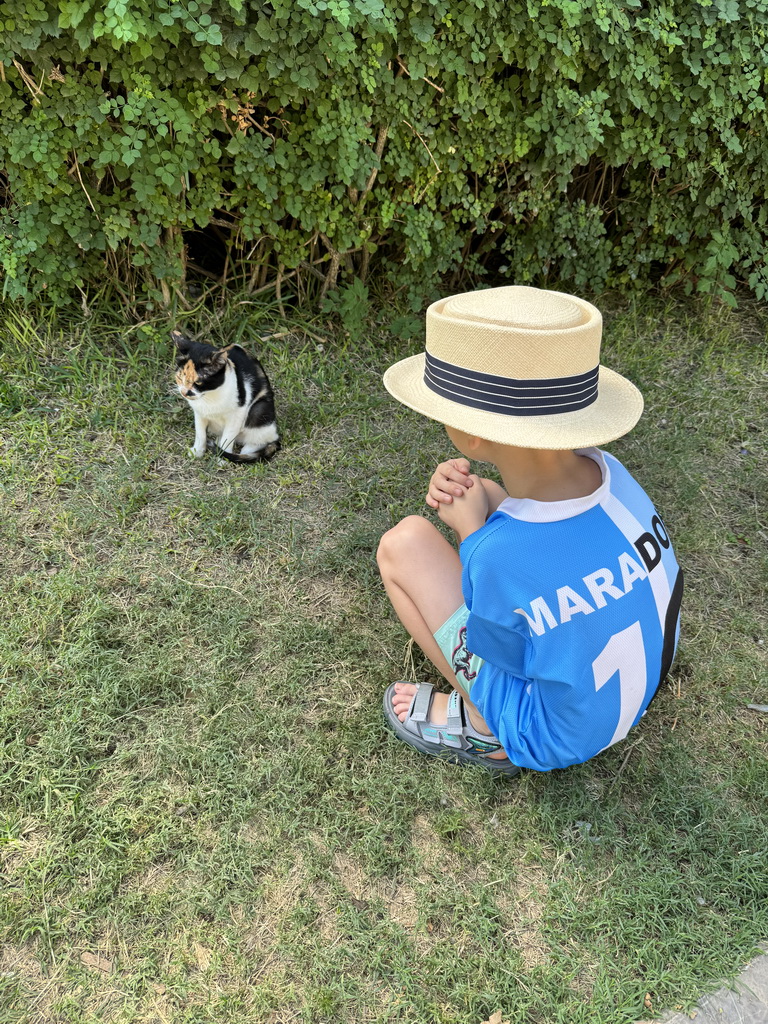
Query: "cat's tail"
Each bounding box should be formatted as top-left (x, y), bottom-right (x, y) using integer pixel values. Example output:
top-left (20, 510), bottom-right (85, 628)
top-left (216, 440), bottom-right (281, 464)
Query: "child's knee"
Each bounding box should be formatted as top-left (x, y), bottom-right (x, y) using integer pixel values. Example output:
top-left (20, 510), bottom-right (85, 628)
top-left (377, 515), bottom-right (432, 569)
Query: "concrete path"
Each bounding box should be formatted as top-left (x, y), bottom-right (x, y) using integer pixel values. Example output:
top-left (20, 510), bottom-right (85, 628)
top-left (643, 951), bottom-right (768, 1024)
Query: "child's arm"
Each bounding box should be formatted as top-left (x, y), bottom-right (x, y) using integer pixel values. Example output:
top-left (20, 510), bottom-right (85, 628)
top-left (480, 478), bottom-right (509, 514)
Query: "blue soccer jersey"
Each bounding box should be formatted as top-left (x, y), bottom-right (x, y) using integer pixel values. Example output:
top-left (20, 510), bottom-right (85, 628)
top-left (460, 449), bottom-right (683, 771)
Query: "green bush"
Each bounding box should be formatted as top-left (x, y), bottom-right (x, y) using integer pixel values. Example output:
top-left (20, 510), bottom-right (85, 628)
top-left (1, 1), bottom-right (767, 310)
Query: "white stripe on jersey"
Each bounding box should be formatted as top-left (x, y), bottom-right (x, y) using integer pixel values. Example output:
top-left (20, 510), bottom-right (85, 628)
top-left (599, 489), bottom-right (671, 636)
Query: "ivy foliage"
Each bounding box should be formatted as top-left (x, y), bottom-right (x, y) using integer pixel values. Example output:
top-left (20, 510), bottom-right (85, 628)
top-left (1, 1), bottom-right (767, 308)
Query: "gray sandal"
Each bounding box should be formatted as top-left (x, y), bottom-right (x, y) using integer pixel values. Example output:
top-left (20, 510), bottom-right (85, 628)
top-left (383, 681), bottom-right (521, 777)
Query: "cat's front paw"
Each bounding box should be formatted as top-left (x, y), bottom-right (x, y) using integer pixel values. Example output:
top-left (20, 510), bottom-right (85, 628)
top-left (191, 444), bottom-right (206, 458)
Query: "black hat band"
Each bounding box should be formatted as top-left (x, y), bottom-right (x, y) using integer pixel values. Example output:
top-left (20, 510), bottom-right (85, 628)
top-left (424, 352), bottom-right (599, 417)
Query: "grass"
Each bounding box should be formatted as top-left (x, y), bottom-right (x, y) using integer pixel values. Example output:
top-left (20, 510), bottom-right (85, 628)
top-left (0, 292), bottom-right (766, 1024)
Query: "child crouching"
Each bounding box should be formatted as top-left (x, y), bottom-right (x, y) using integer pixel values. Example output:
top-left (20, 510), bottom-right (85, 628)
top-left (378, 286), bottom-right (683, 775)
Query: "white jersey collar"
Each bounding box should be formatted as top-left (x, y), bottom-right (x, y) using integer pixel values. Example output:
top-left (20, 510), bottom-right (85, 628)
top-left (496, 448), bottom-right (610, 524)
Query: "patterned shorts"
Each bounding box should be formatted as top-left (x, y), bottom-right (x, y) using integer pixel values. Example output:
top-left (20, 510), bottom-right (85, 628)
top-left (433, 604), bottom-right (485, 697)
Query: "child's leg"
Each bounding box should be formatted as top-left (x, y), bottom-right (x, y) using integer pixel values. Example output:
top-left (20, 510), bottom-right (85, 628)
top-left (376, 513), bottom-right (505, 754)
top-left (377, 476), bottom-right (507, 668)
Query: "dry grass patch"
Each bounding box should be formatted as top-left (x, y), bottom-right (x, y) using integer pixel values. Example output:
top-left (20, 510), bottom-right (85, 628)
top-left (0, 823), bottom-right (50, 877)
top-left (0, 944), bottom-right (63, 1023)
top-left (332, 849), bottom-right (420, 932)
top-left (242, 855), bottom-right (320, 954)
top-left (491, 862), bottom-right (551, 971)
top-left (410, 811), bottom-right (463, 878)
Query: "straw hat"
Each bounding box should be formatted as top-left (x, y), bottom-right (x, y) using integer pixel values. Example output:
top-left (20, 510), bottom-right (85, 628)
top-left (383, 285), bottom-right (643, 449)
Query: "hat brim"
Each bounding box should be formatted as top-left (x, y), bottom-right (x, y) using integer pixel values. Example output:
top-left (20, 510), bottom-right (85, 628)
top-left (383, 353), bottom-right (643, 450)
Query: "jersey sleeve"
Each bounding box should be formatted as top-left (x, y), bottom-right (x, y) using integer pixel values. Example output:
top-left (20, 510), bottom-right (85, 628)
top-left (460, 527), bottom-right (530, 677)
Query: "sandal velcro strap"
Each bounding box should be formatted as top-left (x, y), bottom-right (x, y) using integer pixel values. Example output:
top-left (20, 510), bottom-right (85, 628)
top-left (445, 690), bottom-right (467, 739)
top-left (410, 684), bottom-right (464, 749)
top-left (409, 682), bottom-right (435, 723)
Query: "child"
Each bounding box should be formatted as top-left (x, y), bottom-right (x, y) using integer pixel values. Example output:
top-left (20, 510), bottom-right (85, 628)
top-left (377, 285), bottom-right (683, 776)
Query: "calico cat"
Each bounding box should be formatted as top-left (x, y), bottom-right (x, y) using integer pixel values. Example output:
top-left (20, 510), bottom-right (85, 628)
top-left (172, 330), bottom-right (280, 463)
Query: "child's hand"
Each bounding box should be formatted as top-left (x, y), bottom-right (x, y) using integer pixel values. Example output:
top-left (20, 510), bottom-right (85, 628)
top-left (426, 458), bottom-right (474, 508)
top-left (437, 474), bottom-right (489, 541)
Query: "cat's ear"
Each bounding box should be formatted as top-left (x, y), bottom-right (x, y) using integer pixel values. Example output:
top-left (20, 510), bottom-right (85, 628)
top-left (210, 344), bottom-right (233, 369)
top-left (171, 329), bottom-right (190, 353)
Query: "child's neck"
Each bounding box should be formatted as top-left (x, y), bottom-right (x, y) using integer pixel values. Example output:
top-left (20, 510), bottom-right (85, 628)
top-left (494, 447), bottom-right (602, 503)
